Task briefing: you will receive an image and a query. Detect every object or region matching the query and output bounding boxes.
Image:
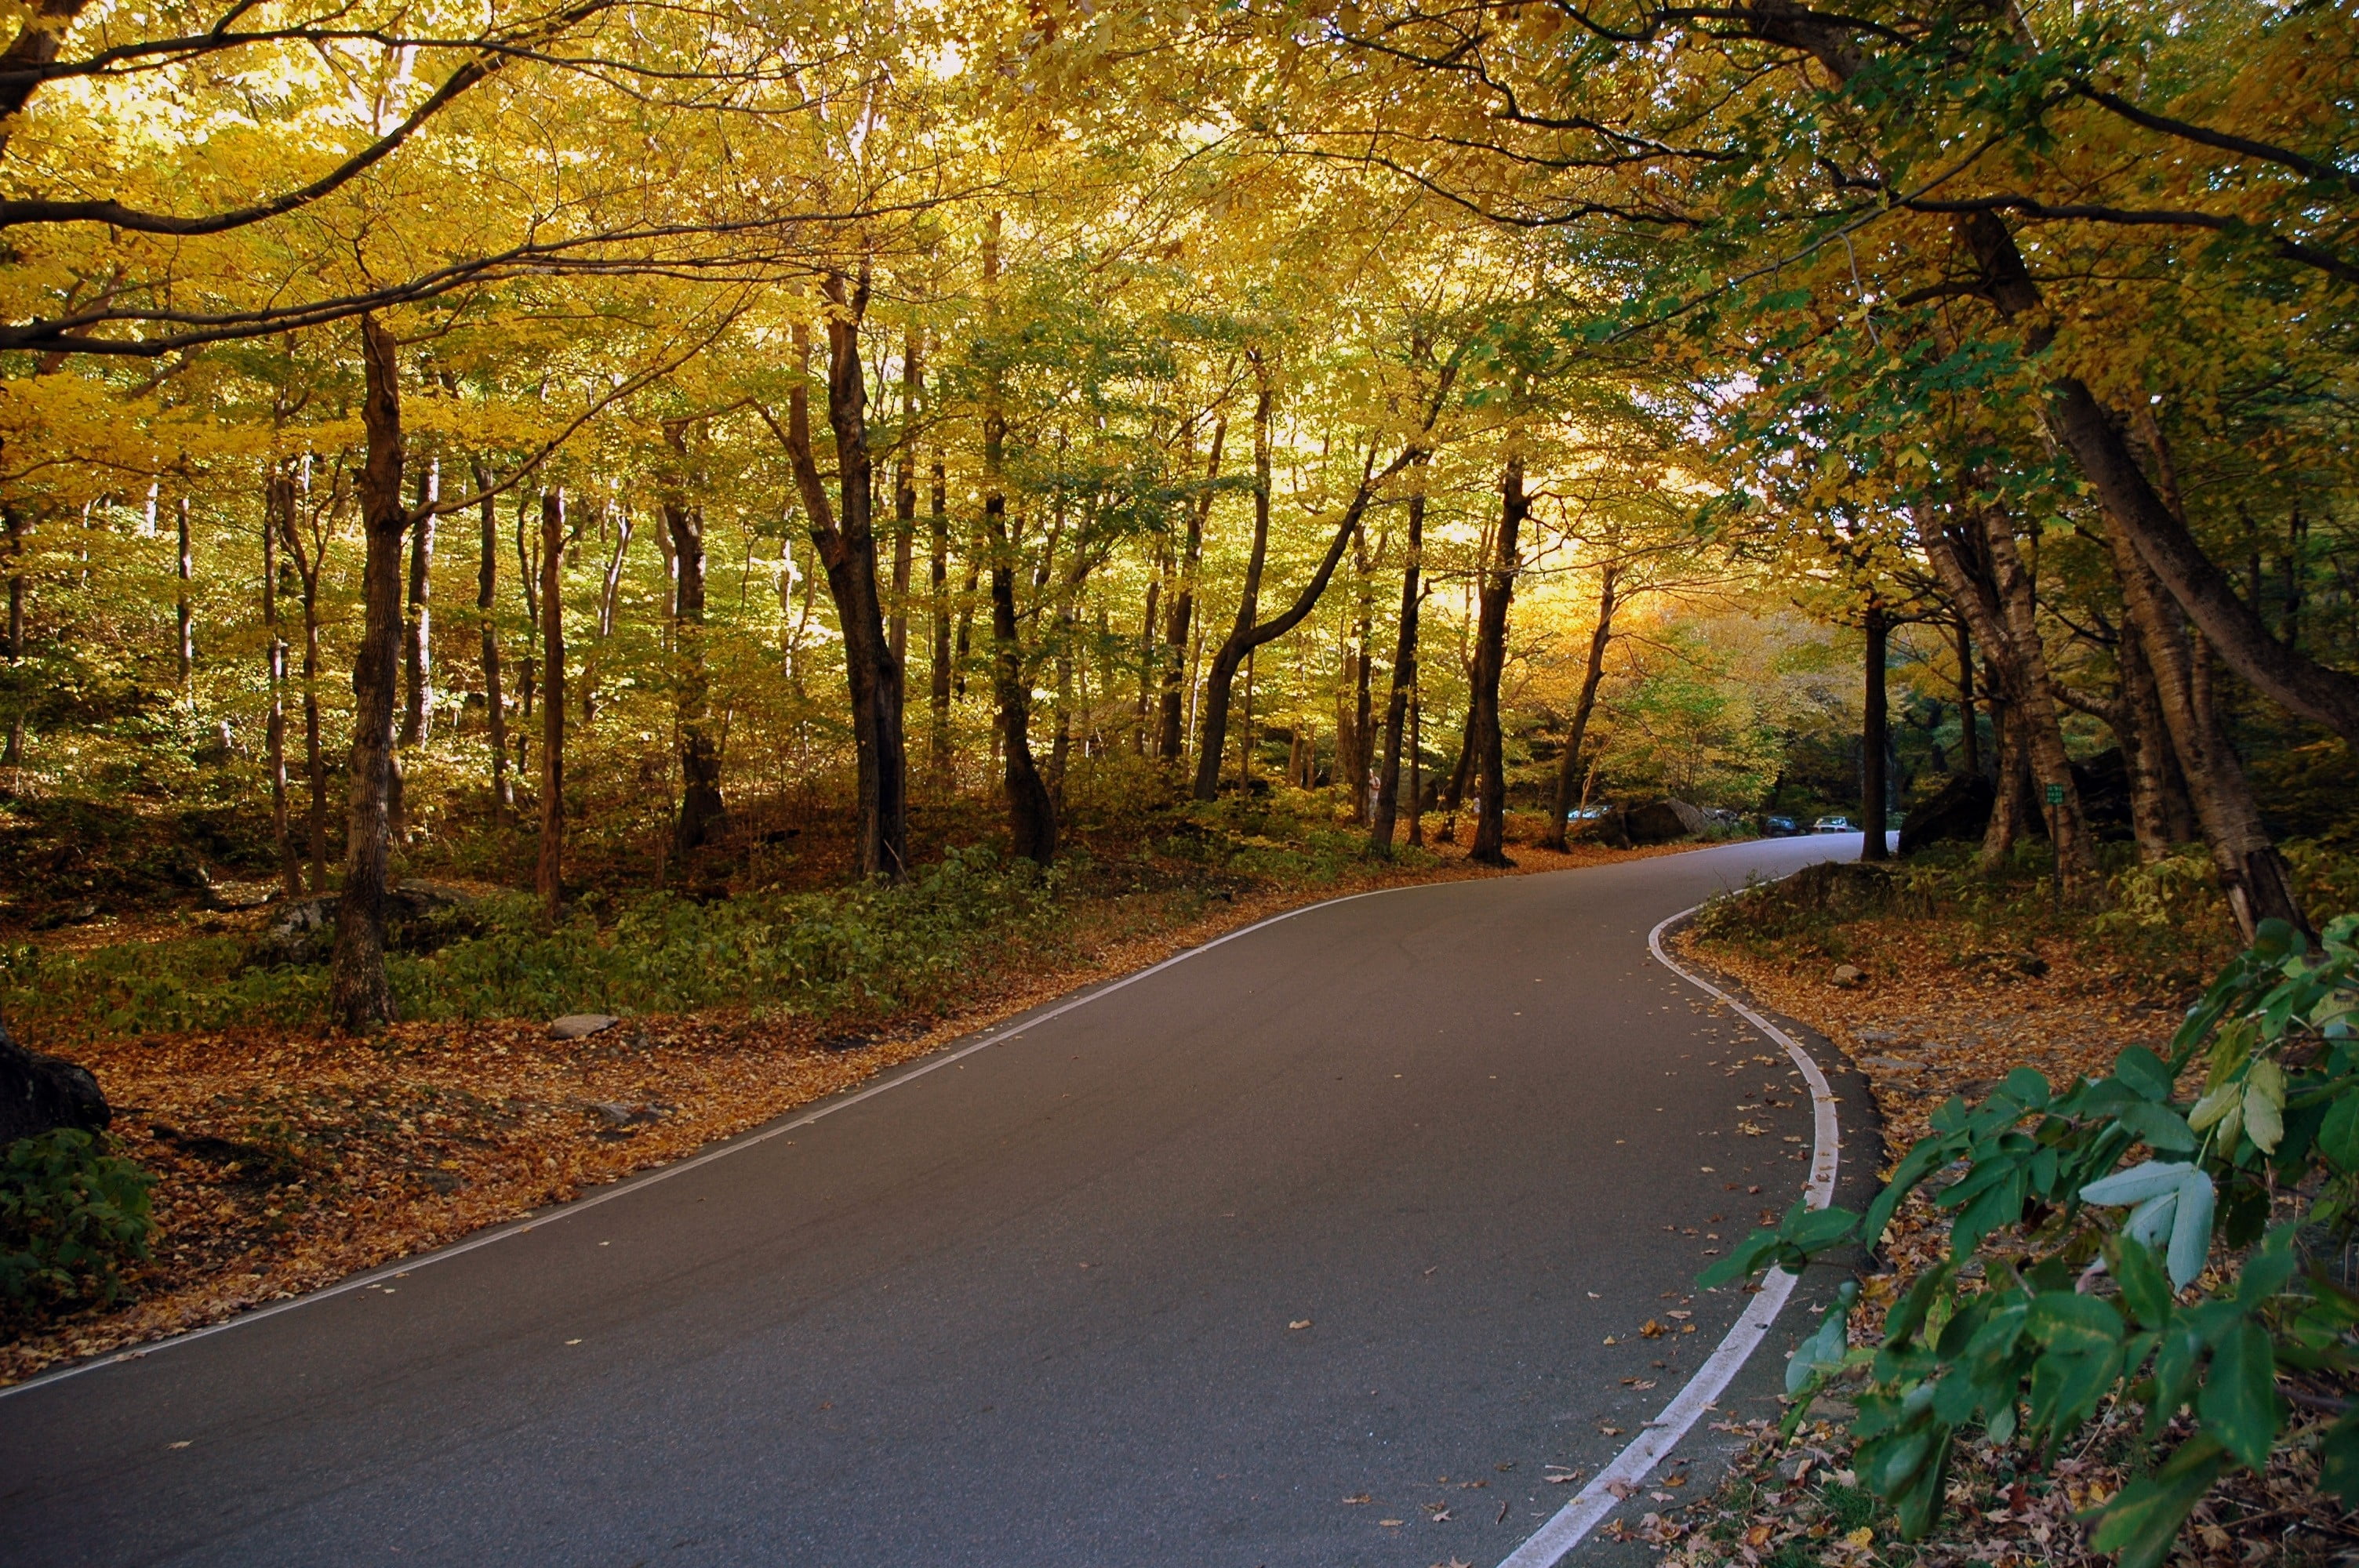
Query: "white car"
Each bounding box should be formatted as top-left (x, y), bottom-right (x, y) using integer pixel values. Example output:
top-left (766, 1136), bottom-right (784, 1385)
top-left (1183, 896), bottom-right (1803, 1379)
top-left (1812, 815), bottom-right (1854, 833)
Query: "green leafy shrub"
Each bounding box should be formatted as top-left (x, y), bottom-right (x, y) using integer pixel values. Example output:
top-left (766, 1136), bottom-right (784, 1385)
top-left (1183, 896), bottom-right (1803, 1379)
top-left (0, 1129), bottom-right (155, 1319)
top-left (1705, 913), bottom-right (2359, 1566)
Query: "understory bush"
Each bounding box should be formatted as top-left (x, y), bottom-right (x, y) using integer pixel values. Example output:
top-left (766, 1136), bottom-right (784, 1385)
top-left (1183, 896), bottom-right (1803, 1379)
top-left (1707, 913), bottom-right (2359, 1566)
top-left (0, 1130), bottom-right (154, 1321)
top-left (0, 845), bottom-right (1070, 1039)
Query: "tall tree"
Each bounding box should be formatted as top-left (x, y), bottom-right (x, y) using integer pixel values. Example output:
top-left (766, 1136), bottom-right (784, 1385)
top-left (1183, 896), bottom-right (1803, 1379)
top-left (1467, 452), bottom-right (1526, 867)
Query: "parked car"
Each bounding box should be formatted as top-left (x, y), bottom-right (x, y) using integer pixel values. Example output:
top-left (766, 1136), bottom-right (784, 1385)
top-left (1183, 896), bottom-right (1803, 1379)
top-left (1761, 814), bottom-right (1800, 837)
top-left (1565, 806), bottom-right (1607, 822)
top-left (1812, 815), bottom-right (1855, 833)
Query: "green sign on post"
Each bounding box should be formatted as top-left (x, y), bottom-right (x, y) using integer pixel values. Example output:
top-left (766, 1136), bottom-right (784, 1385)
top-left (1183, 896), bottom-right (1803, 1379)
top-left (2046, 782), bottom-right (2066, 805)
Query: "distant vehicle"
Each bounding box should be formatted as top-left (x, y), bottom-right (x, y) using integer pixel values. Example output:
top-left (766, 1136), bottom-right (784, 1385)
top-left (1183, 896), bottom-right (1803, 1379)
top-left (1812, 815), bottom-right (1855, 833)
top-left (1762, 815), bottom-right (1800, 837)
top-left (1565, 806), bottom-right (1608, 821)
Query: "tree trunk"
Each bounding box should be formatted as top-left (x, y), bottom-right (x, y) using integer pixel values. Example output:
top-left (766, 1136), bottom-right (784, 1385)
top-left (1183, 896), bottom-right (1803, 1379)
top-left (1406, 683), bottom-right (1423, 847)
top-left (890, 326), bottom-right (920, 673)
top-left (986, 479), bottom-right (1056, 862)
top-left (2103, 485), bottom-right (2307, 937)
top-left (3, 506), bottom-right (24, 772)
top-left (1860, 601), bottom-right (1889, 862)
top-left (1982, 700), bottom-right (2028, 868)
top-left (1954, 617), bottom-right (1979, 778)
top-left (328, 316), bottom-right (408, 1031)
top-left (1160, 416), bottom-right (1223, 762)
top-left (777, 276), bottom-right (907, 881)
top-left (2114, 602), bottom-right (2181, 862)
top-left (472, 463), bottom-right (512, 826)
top-left (1541, 560), bottom-right (1618, 853)
top-left (1191, 386), bottom-right (1416, 801)
top-left (263, 469), bottom-right (300, 894)
top-left (664, 421), bottom-right (725, 855)
top-left (1369, 475), bottom-right (1427, 855)
top-left (1345, 521), bottom-right (1375, 823)
top-left (1467, 454), bottom-right (1525, 867)
top-left (401, 460), bottom-right (435, 745)
top-left (929, 456), bottom-right (951, 779)
top-left (171, 493), bottom-right (194, 692)
top-left (536, 487), bottom-right (566, 924)
top-left (1922, 500), bottom-right (2094, 880)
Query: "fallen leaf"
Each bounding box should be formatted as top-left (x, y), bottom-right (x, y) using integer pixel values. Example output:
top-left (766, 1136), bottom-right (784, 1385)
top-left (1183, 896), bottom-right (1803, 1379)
top-left (1289, 1319), bottom-right (1312, 1330)
top-left (1342, 1494), bottom-right (1373, 1504)
top-left (1379, 1519), bottom-right (1405, 1527)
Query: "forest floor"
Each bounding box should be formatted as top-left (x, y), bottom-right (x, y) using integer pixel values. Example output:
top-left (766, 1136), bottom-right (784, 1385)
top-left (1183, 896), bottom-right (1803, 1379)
top-left (1, 815), bottom-right (1685, 1386)
top-left (1641, 868), bottom-right (2359, 1568)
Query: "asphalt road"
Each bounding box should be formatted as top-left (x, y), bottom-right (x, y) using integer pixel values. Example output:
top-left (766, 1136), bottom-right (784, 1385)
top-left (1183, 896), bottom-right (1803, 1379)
top-left (0, 835), bottom-right (1877, 1567)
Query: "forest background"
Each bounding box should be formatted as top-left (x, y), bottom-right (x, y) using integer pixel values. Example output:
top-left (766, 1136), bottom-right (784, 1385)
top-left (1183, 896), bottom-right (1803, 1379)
top-left (2, 0), bottom-right (2357, 1556)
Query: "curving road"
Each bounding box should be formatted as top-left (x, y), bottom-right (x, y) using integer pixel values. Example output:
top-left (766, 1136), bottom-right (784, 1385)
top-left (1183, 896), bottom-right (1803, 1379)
top-left (0, 836), bottom-right (1877, 1567)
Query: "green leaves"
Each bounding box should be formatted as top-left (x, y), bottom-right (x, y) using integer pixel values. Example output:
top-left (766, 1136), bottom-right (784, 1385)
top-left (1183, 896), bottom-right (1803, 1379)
top-left (0, 1129), bottom-right (155, 1318)
top-left (2081, 1161), bottom-right (2215, 1289)
top-left (2088, 1436), bottom-right (2231, 1568)
top-left (2197, 1321), bottom-right (2282, 1471)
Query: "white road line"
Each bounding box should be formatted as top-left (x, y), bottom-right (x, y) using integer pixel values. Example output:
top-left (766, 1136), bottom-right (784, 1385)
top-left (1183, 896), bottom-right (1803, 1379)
top-left (1, 881), bottom-right (1426, 1401)
top-left (1496, 899), bottom-right (1842, 1568)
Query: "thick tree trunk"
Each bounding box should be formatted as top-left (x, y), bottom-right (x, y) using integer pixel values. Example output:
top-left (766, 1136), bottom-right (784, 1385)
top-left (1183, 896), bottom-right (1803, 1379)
top-left (664, 422), bottom-right (725, 855)
top-left (401, 461), bottom-right (434, 745)
top-left (2104, 495), bottom-right (2307, 937)
top-left (1369, 478), bottom-right (1427, 855)
top-left (472, 463), bottom-right (512, 826)
top-left (1159, 417), bottom-right (1223, 763)
top-left (264, 469), bottom-right (300, 895)
top-left (1861, 601), bottom-right (1889, 861)
top-left (1467, 455), bottom-right (1525, 867)
top-left (328, 317), bottom-right (408, 1031)
top-left (536, 488), bottom-right (565, 924)
top-left (1541, 561), bottom-right (1618, 853)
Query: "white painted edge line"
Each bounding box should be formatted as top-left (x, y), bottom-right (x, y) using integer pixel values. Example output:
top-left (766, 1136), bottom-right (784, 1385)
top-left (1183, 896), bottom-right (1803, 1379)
top-left (2, 880), bottom-right (1434, 1402)
top-left (1496, 899), bottom-right (1843, 1568)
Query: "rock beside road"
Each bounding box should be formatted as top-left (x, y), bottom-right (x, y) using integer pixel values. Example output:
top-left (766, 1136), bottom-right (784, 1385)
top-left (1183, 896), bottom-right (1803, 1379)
top-left (549, 1014), bottom-right (620, 1041)
top-left (0, 1011), bottom-right (111, 1144)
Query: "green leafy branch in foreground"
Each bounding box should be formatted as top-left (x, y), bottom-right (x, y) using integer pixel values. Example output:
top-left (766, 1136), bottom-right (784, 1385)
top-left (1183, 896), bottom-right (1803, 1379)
top-left (1703, 914), bottom-right (2359, 1567)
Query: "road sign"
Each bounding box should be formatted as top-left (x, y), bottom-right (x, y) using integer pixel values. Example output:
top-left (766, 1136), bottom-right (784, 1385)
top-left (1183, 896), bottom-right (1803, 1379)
top-left (2046, 782), bottom-right (2066, 805)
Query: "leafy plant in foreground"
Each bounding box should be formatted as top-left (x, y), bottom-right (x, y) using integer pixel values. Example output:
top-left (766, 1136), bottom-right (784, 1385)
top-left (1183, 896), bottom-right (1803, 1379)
top-left (0, 1129), bottom-right (155, 1320)
top-left (1705, 914), bottom-right (2359, 1566)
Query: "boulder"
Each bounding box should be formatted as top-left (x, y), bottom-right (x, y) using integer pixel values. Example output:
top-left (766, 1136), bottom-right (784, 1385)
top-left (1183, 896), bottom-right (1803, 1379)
top-left (0, 1010), bottom-right (110, 1145)
top-left (1899, 773), bottom-right (1995, 855)
top-left (1829, 964), bottom-right (1868, 989)
top-left (1616, 799), bottom-right (1695, 845)
top-left (253, 880), bottom-right (479, 966)
top-left (549, 1014), bottom-right (620, 1041)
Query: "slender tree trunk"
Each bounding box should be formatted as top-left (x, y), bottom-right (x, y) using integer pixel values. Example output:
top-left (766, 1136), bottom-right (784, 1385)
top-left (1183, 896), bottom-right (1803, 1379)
top-left (401, 460), bottom-right (435, 745)
top-left (1135, 557), bottom-right (1162, 755)
top-left (328, 317), bottom-right (408, 1031)
top-left (663, 422), bottom-right (724, 855)
top-left (296, 519), bottom-right (327, 892)
top-left (472, 464), bottom-right (512, 826)
top-left (929, 456), bottom-right (951, 780)
top-left (536, 488), bottom-right (566, 924)
top-left (2, 506), bottom-right (24, 773)
top-left (1406, 682), bottom-right (1423, 847)
top-left (1541, 560), bottom-right (1619, 852)
top-left (1160, 417), bottom-right (1223, 763)
top-left (986, 461), bottom-right (1056, 861)
top-left (1861, 601), bottom-right (1889, 861)
top-left (1369, 475), bottom-right (1427, 854)
top-left (174, 495), bottom-right (194, 691)
top-left (1346, 522), bottom-right (1374, 823)
top-left (1467, 454), bottom-right (1525, 867)
top-left (2114, 606), bottom-right (2179, 861)
top-left (1193, 373), bottom-right (1275, 800)
top-left (1954, 617), bottom-right (1979, 778)
top-left (891, 327), bottom-right (920, 673)
top-left (264, 470), bottom-right (300, 894)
